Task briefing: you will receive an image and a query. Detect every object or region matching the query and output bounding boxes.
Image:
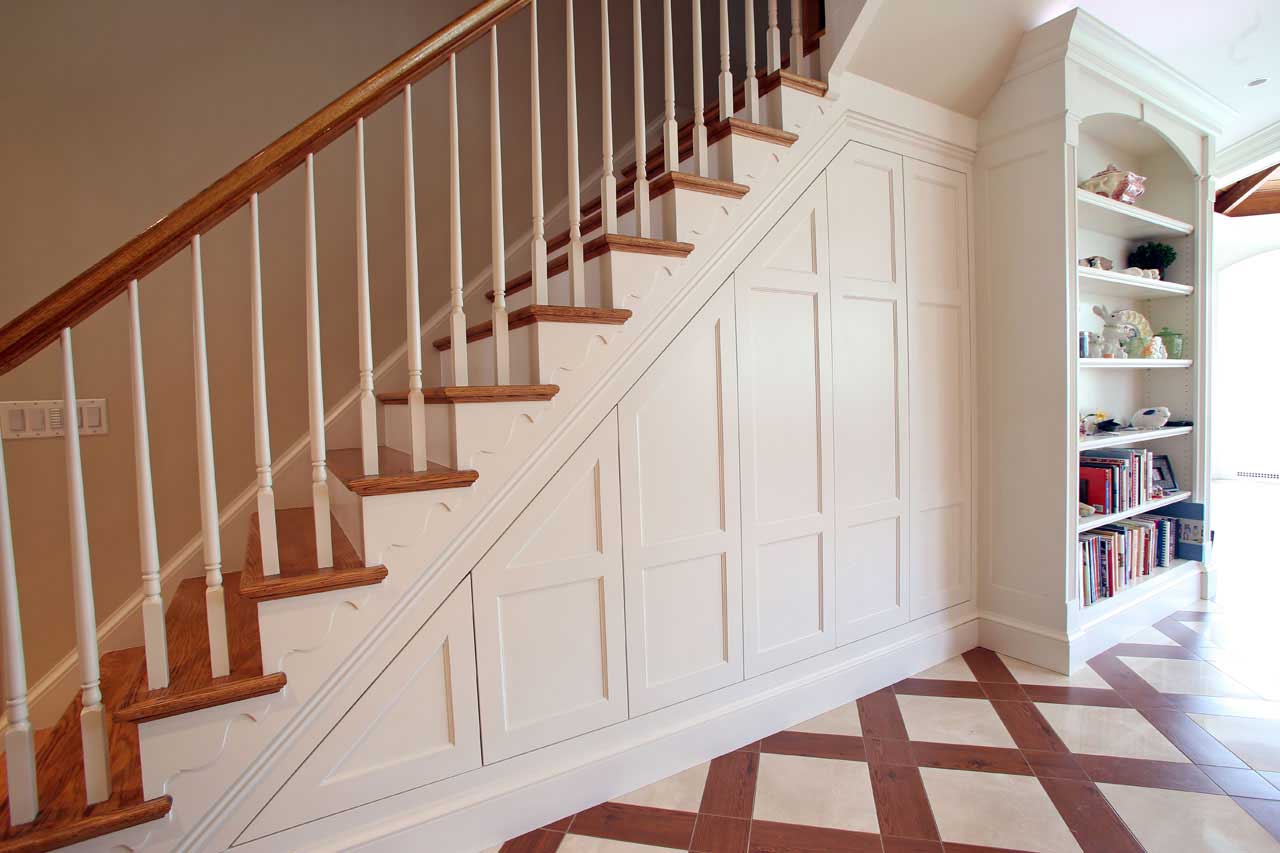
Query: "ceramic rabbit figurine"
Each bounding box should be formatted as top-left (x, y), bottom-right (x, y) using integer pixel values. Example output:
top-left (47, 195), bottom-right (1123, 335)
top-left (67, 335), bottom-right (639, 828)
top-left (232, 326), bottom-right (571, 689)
top-left (1093, 304), bottom-right (1129, 358)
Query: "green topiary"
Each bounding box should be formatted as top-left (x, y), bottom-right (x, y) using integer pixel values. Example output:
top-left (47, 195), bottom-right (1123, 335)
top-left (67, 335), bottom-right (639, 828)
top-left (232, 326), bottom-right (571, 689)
top-left (1128, 242), bottom-right (1177, 273)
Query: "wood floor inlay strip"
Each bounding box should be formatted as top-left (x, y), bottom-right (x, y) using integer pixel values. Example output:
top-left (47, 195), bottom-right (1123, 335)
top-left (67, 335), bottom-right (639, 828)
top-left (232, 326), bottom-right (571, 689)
top-left (868, 763), bottom-right (940, 842)
top-left (857, 688), bottom-right (909, 741)
top-left (568, 802), bottom-right (696, 849)
top-left (699, 750), bottom-right (758, 819)
top-left (1037, 777), bottom-right (1146, 853)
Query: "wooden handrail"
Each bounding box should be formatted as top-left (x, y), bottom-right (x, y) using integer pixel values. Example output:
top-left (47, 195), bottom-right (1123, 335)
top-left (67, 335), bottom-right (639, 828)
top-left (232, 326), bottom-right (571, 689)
top-left (0, 0), bottom-right (530, 376)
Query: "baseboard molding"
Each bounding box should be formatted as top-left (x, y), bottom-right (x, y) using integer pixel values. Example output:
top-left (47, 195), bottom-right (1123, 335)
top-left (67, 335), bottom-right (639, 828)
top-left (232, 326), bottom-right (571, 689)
top-left (231, 610), bottom-right (978, 852)
top-left (978, 611), bottom-right (1070, 673)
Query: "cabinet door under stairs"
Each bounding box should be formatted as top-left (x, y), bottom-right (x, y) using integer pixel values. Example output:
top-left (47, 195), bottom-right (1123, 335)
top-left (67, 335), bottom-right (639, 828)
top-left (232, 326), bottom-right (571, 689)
top-left (736, 177), bottom-right (838, 678)
top-left (904, 158), bottom-right (974, 618)
top-left (827, 142), bottom-right (912, 644)
top-left (473, 411), bottom-right (627, 763)
top-left (619, 282), bottom-right (743, 716)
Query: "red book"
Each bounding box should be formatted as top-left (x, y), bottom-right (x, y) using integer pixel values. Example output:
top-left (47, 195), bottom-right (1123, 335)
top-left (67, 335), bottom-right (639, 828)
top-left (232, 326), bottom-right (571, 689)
top-left (1079, 466), bottom-right (1112, 513)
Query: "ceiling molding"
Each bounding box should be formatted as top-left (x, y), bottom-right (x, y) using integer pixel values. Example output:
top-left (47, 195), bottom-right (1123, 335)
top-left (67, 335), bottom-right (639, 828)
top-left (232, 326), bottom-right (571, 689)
top-left (1215, 120), bottom-right (1280, 184)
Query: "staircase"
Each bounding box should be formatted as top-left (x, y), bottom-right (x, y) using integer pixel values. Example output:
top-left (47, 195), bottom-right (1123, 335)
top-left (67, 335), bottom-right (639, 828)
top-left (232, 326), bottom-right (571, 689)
top-left (0, 0), bottom-right (831, 849)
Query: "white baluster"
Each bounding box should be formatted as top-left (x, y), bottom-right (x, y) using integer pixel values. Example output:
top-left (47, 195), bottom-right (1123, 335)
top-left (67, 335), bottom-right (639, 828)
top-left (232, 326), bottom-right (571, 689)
top-left (766, 0), bottom-right (781, 72)
top-left (600, 0), bottom-right (618, 233)
top-left (565, 0), bottom-right (586, 306)
top-left (662, 0), bottom-right (678, 173)
top-left (447, 59), bottom-right (471, 380)
top-left (719, 0), bottom-right (733, 119)
top-left (61, 328), bottom-right (111, 803)
top-left (0, 437), bottom-right (37, 824)
top-left (530, 0), bottom-right (549, 304)
top-left (190, 237), bottom-right (231, 679)
top-left (632, 0), bottom-right (651, 237)
top-left (692, 0), bottom-right (708, 176)
top-left (127, 280), bottom-right (170, 689)
top-left (248, 197), bottom-right (280, 579)
top-left (490, 28), bottom-right (510, 384)
top-left (304, 155), bottom-right (333, 569)
top-left (744, 0), bottom-right (760, 122)
top-left (355, 119), bottom-right (377, 476)
top-left (404, 86), bottom-right (431, 465)
top-left (789, 0), bottom-right (804, 74)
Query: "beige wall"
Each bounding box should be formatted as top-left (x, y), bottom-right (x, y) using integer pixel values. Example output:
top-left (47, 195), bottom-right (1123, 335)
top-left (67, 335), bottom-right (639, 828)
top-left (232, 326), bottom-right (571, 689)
top-left (0, 0), bottom-right (724, 699)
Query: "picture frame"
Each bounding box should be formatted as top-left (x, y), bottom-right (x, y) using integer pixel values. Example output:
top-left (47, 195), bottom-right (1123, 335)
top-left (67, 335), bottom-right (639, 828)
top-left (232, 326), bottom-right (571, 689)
top-left (1152, 453), bottom-right (1178, 493)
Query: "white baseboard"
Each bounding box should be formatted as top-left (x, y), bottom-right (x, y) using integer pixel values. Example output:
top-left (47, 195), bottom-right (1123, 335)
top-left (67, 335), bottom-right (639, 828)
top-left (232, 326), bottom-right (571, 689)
top-left (230, 609), bottom-right (978, 853)
top-left (978, 611), bottom-right (1070, 673)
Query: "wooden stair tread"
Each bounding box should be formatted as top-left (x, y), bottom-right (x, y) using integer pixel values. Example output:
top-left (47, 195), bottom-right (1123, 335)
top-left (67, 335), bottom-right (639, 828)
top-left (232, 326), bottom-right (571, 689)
top-left (650, 171), bottom-right (750, 200)
top-left (758, 68), bottom-right (829, 98)
top-left (329, 446), bottom-right (478, 496)
top-left (436, 306), bottom-right (632, 350)
top-left (492, 235), bottom-right (695, 301)
top-left (0, 646), bottom-right (170, 851)
top-left (115, 571), bottom-right (284, 723)
top-left (708, 117), bottom-right (799, 147)
top-left (379, 384), bottom-right (560, 404)
top-left (239, 508), bottom-right (390, 600)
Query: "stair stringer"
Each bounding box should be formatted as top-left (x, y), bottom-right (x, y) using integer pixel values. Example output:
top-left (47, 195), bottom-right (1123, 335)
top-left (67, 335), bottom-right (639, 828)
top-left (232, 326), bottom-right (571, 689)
top-left (118, 93), bottom-right (878, 853)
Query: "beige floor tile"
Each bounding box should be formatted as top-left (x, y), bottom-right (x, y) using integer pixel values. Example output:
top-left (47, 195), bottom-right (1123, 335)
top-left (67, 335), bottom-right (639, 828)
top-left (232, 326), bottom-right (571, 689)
top-left (752, 752), bottom-right (878, 833)
top-left (998, 653), bottom-right (1112, 689)
top-left (896, 694), bottom-right (1017, 748)
top-left (1035, 703), bottom-right (1188, 762)
top-left (920, 767), bottom-right (1081, 853)
top-left (1190, 713), bottom-right (1280, 772)
top-left (1099, 783), bottom-right (1280, 852)
top-left (614, 761), bottom-right (710, 812)
top-left (1124, 625), bottom-right (1182, 646)
top-left (559, 837), bottom-right (678, 852)
top-left (913, 656), bottom-right (977, 682)
top-left (1119, 656), bottom-right (1256, 698)
top-left (789, 701), bottom-right (863, 736)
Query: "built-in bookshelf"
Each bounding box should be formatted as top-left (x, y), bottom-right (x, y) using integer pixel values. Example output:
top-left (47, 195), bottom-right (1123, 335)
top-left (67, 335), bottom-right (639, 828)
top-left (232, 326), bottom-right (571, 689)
top-left (1078, 490), bottom-right (1191, 533)
top-left (1075, 189), bottom-right (1193, 240)
top-left (1079, 425), bottom-right (1193, 450)
top-left (1077, 267), bottom-right (1193, 300)
top-left (1079, 358), bottom-right (1193, 369)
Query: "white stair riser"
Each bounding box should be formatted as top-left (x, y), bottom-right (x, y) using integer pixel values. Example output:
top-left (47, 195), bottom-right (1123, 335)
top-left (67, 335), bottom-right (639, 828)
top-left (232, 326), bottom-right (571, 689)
top-left (439, 319), bottom-right (631, 389)
top-left (384, 399), bottom-right (551, 471)
top-left (762, 85), bottom-right (825, 135)
top-left (708, 132), bottom-right (785, 185)
top-left (654, 186), bottom-right (739, 245)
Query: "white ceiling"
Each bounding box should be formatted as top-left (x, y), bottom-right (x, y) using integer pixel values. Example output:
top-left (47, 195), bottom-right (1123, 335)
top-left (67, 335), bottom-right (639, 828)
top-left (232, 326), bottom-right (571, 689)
top-left (847, 0), bottom-right (1280, 149)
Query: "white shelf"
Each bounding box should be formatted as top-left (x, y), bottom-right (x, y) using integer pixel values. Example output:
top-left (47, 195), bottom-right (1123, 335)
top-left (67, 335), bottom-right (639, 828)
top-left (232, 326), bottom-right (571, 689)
top-left (1079, 425), bottom-right (1193, 450)
top-left (1078, 490), bottom-right (1191, 533)
top-left (1080, 358), bottom-right (1192, 369)
top-left (1077, 267), bottom-right (1193, 300)
top-left (1079, 558), bottom-right (1200, 612)
top-left (1076, 189), bottom-right (1194, 240)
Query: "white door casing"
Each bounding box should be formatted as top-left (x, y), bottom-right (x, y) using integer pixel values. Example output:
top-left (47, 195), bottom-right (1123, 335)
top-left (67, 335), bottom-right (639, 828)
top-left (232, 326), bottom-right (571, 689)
top-left (827, 142), bottom-right (912, 644)
top-left (473, 410), bottom-right (628, 763)
top-left (619, 281), bottom-right (744, 716)
top-left (904, 158), bottom-right (973, 618)
top-left (246, 578), bottom-right (481, 839)
top-left (736, 176), bottom-right (837, 678)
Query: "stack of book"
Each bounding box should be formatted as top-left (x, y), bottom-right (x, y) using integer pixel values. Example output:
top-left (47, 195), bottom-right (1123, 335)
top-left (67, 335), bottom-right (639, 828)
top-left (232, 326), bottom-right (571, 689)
top-left (1079, 514), bottom-right (1176, 605)
top-left (1079, 447), bottom-right (1156, 515)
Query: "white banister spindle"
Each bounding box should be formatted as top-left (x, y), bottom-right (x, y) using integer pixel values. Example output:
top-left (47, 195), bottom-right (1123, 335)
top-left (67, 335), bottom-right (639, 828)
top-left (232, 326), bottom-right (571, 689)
top-left (565, 0), bottom-right (586, 306)
top-left (632, 0), bottom-right (651, 237)
top-left (719, 0), bottom-right (733, 119)
top-left (490, 28), bottom-right (511, 384)
top-left (304, 155), bottom-right (334, 569)
top-left (0, 438), bottom-right (38, 824)
top-left (600, 0), bottom-right (618, 233)
top-left (744, 0), bottom-right (760, 121)
top-left (789, 0), bottom-right (803, 74)
top-left (355, 120), bottom-right (377, 476)
top-left (766, 0), bottom-right (781, 72)
top-left (248, 197), bottom-right (280, 580)
top-left (191, 237), bottom-right (231, 680)
top-left (447, 59), bottom-right (471, 379)
top-left (403, 86), bottom-right (431, 466)
top-left (662, 0), bottom-right (678, 173)
top-left (60, 328), bottom-right (111, 803)
top-left (692, 0), bottom-right (708, 176)
top-left (127, 280), bottom-right (170, 689)
top-left (530, 0), bottom-right (549, 304)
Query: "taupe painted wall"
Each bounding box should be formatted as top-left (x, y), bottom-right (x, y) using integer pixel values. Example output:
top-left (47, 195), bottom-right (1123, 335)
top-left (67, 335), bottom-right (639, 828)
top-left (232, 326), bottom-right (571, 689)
top-left (0, 0), bottom-right (748, 696)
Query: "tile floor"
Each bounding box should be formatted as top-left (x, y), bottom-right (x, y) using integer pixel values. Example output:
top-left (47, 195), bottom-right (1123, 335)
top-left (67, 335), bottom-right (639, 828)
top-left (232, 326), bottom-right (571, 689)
top-left (493, 602), bottom-right (1280, 852)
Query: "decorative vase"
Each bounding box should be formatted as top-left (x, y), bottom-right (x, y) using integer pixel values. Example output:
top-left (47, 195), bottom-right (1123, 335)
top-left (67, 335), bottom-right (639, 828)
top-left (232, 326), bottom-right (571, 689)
top-left (1156, 327), bottom-right (1183, 358)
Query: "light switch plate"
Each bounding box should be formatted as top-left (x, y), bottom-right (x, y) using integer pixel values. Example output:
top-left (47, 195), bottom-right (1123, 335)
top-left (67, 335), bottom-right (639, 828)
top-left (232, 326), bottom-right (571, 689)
top-left (0, 399), bottom-right (108, 439)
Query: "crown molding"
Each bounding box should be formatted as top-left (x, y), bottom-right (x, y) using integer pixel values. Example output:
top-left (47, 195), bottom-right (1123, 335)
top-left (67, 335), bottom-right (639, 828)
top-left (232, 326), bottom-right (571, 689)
top-left (1215, 120), bottom-right (1280, 183)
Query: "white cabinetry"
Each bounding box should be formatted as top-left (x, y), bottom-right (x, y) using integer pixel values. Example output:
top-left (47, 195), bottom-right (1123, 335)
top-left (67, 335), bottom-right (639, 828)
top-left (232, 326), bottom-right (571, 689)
top-left (827, 142), bottom-right (912, 643)
top-left (619, 282), bottom-right (744, 715)
top-left (905, 159), bottom-right (973, 618)
top-left (736, 177), bottom-right (838, 677)
top-left (473, 411), bottom-right (628, 762)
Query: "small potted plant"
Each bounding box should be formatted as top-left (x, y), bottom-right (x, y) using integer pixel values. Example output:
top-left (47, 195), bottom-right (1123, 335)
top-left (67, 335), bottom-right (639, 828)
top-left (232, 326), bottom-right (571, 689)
top-left (1128, 242), bottom-right (1177, 277)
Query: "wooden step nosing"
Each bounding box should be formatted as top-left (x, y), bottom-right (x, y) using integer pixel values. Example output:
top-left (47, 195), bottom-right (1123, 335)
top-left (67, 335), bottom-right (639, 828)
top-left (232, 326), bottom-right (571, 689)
top-left (116, 673), bottom-right (287, 723)
top-left (344, 470), bottom-right (478, 496)
top-left (708, 117), bottom-right (799, 148)
top-left (649, 171), bottom-right (751, 201)
top-left (584, 234), bottom-right (696, 262)
top-left (0, 796), bottom-right (173, 853)
top-left (758, 68), bottom-right (830, 98)
top-left (240, 565), bottom-right (390, 601)
top-left (379, 385), bottom-right (560, 405)
top-left (434, 307), bottom-right (632, 350)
